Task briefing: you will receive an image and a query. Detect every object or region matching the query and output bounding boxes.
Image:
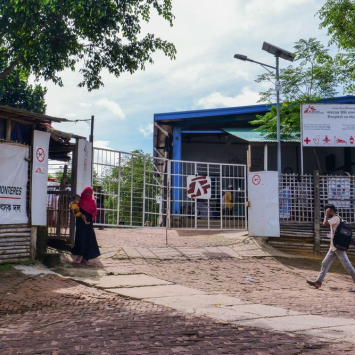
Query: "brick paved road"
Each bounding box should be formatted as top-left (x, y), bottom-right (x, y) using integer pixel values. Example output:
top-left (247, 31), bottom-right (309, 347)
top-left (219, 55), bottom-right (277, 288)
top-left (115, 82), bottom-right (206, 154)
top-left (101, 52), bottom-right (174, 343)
top-left (1, 268), bottom-right (354, 354)
top-left (2, 228), bottom-right (355, 354)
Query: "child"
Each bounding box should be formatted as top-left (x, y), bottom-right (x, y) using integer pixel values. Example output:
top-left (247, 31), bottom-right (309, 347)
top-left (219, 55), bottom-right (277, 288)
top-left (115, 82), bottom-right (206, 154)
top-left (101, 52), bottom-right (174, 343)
top-left (71, 194), bottom-right (90, 225)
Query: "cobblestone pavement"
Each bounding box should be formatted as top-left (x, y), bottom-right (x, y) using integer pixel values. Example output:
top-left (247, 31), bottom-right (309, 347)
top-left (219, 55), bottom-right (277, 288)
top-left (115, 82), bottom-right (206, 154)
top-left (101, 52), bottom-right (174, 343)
top-left (2, 228), bottom-right (355, 354)
top-left (1, 268), bottom-right (354, 354)
top-left (106, 257), bottom-right (355, 320)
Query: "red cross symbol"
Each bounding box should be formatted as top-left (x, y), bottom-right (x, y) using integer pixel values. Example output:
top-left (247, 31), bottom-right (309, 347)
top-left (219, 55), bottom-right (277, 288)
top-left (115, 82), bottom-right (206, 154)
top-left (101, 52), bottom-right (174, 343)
top-left (304, 137), bottom-right (311, 145)
top-left (36, 148), bottom-right (45, 162)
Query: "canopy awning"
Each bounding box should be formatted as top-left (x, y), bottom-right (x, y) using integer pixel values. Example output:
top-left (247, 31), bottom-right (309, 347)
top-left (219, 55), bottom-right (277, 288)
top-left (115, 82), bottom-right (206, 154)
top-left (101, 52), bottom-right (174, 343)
top-left (223, 128), bottom-right (299, 143)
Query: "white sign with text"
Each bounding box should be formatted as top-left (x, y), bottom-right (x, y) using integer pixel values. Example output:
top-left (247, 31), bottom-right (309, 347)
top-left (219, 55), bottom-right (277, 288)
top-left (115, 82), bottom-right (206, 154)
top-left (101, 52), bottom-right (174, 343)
top-left (301, 104), bottom-right (355, 147)
top-left (0, 144), bottom-right (29, 224)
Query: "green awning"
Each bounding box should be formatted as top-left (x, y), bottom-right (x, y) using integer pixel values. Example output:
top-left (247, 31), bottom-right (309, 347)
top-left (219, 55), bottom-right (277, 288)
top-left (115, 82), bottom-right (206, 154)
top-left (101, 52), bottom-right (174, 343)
top-left (223, 128), bottom-right (299, 143)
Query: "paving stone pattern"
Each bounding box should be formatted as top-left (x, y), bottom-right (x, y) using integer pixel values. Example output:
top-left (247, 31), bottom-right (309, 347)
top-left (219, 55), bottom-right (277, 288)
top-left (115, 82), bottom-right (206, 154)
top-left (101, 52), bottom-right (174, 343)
top-left (0, 268), bottom-right (354, 354)
top-left (2, 228), bottom-right (355, 354)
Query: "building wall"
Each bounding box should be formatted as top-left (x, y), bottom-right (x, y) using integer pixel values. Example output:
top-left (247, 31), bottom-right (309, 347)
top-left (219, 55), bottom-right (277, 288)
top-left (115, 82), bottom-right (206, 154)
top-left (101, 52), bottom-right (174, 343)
top-left (182, 142), bottom-right (300, 173)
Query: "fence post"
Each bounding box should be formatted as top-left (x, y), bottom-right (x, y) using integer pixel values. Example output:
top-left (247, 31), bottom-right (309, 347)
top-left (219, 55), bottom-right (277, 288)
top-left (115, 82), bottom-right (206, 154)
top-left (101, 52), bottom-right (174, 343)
top-left (313, 170), bottom-right (321, 255)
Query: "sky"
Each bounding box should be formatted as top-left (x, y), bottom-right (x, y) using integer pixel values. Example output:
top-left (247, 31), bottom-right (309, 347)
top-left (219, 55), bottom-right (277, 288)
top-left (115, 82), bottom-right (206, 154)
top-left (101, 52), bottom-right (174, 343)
top-left (44, 0), bottom-right (331, 155)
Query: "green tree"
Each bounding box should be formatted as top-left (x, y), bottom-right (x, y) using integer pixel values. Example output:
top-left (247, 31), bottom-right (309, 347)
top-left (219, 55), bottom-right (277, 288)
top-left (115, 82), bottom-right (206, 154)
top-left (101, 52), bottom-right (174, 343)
top-left (0, 67), bottom-right (47, 114)
top-left (250, 38), bottom-right (340, 139)
top-left (0, 0), bottom-right (176, 91)
top-left (100, 150), bottom-right (161, 226)
top-left (318, 0), bottom-right (355, 93)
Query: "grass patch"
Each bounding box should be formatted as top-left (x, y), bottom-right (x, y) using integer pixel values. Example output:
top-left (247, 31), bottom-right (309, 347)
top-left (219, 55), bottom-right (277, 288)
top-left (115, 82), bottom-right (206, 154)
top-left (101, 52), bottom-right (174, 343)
top-left (20, 260), bottom-right (36, 266)
top-left (0, 264), bottom-right (12, 270)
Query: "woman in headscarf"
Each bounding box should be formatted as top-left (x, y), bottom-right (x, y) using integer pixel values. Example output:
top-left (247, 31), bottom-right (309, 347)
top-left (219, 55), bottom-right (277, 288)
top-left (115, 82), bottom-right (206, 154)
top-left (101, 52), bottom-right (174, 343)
top-left (71, 186), bottom-right (100, 265)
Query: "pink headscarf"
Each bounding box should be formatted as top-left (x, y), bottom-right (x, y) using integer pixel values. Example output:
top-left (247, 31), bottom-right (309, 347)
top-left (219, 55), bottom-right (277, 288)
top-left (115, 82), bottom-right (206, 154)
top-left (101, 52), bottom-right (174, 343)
top-left (79, 186), bottom-right (97, 220)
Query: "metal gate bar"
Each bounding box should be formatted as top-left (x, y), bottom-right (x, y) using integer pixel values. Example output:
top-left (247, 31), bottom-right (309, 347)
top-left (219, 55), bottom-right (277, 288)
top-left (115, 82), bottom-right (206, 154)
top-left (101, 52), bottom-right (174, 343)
top-left (93, 148), bottom-right (247, 230)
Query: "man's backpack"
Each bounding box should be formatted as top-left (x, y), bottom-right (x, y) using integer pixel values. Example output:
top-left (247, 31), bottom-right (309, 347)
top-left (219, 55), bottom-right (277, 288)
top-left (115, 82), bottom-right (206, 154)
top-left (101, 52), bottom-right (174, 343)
top-left (333, 216), bottom-right (353, 251)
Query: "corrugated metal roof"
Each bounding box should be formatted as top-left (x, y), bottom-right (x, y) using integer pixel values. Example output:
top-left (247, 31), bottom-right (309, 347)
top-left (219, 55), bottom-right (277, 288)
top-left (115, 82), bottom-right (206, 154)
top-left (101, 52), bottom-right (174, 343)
top-left (223, 128), bottom-right (300, 143)
top-left (154, 96), bottom-right (355, 123)
top-left (0, 105), bottom-right (68, 123)
top-left (154, 103), bottom-right (272, 121)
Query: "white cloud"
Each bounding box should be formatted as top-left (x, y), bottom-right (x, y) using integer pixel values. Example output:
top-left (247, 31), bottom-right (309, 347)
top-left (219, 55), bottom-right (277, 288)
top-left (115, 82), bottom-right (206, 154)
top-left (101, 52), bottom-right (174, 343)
top-left (43, 0), bottom-right (329, 154)
top-left (94, 140), bottom-right (111, 149)
top-left (194, 88), bottom-right (262, 109)
top-left (79, 102), bottom-right (92, 108)
top-left (95, 98), bottom-right (125, 119)
top-left (139, 124), bottom-right (154, 137)
top-left (64, 113), bottom-right (77, 118)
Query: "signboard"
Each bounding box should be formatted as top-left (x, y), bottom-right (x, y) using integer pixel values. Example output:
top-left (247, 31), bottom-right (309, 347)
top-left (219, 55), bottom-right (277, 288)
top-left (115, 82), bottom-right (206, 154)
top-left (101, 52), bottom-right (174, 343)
top-left (76, 139), bottom-right (92, 195)
top-left (248, 171), bottom-right (280, 237)
top-left (0, 144), bottom-right (29, 224)
top-left (301, 104), bottom-right (355, 147)
top-left (328, 177), bottom-right (351, 208)
top-left (32, 130), bottom-right (50, 225)
top-left (187, 175), bottom-right (212, 199)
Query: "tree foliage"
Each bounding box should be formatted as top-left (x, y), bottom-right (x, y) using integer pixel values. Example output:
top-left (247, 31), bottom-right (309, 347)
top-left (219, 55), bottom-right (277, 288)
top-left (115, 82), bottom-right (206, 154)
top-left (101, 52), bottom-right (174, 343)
top-left (250, 38), bottom-right (340, 139)
top-left (318, 0), bottom-right (355, 93)
top-left (100, 150), bottom-right (161, 226)
top-left (0, 0), bottom-right (176, 91)
top-left (0, 67), bottom-right (47, 114)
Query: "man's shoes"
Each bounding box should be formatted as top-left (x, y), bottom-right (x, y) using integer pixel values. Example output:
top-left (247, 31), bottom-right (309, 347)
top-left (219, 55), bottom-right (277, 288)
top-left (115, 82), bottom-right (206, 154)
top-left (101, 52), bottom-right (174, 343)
top-left (307, 280), bottom-right (322, 289)
top-left (348, 288), bottom-right (355, 293)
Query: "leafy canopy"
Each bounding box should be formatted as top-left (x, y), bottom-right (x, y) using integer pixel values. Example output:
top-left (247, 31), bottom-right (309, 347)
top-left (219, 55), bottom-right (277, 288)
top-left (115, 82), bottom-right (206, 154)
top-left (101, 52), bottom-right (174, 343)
top-left (0, 67), bottom-right (47, 114)
top-left (318, 0), bottom-right (355, 93)
top-left (0, 0), bottom-right (176, 91)
top-left (250, 38), bottom-right (340, 139)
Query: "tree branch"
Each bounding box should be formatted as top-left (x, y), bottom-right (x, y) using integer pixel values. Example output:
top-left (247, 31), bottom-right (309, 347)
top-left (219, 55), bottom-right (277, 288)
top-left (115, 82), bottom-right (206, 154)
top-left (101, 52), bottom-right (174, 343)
top-left (0, 57), bottom-right (20, 79)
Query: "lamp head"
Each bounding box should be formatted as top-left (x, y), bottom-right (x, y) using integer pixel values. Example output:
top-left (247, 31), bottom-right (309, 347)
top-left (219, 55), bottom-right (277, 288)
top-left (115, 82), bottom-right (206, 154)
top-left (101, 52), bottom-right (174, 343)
top-left (234, 54), bottom-right (248, 61)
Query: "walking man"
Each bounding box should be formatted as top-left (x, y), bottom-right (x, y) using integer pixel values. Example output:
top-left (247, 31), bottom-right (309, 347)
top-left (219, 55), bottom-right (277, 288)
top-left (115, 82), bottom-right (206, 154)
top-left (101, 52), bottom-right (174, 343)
top-left (307, 204), bottom-right (355, 291)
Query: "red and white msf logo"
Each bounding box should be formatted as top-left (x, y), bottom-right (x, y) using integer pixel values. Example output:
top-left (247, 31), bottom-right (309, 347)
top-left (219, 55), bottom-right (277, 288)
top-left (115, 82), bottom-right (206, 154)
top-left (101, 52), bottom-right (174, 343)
top-left (304, 105), bottom-right (316, 114)
top-left (187, 175), bottom-right (212, 199)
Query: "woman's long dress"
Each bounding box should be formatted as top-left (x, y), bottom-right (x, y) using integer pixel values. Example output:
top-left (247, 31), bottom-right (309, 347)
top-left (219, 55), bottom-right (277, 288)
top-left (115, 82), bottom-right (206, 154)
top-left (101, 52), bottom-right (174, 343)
top-left (71, 209), bottom-right (100, 260)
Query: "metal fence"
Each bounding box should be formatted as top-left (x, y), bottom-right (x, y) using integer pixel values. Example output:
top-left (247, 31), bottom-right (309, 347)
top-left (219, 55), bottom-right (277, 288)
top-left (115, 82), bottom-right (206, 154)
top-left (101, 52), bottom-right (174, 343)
top-left (169, 160), bottom-right (247, 229)
top-left (47, 162), bottom-right (71, 239)
top-left (279, 173), bottom-right (355, 224)
top-left (319, 175), bottom-right (355, 223)
top-left (93, 149), bottom-right (247, 230)
top-left (279, 174), bottom-right (314, 223)
top-left (93, 149), bottom-right (168, 228)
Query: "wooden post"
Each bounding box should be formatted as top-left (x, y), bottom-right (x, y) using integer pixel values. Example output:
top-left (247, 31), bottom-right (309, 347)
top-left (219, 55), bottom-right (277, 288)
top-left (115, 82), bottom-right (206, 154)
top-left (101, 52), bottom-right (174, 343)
top-left (247, 145), bottom-right (251, 172)
top-left (30, 226), bottom-right (37, 261)
top-left (313, 170), bottom-right (321, 255)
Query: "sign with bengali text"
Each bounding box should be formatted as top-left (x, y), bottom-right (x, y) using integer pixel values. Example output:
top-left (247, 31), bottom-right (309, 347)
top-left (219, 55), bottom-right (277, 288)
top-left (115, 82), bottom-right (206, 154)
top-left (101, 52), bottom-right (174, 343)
top-left (0, 144), bottom-right (29, 224)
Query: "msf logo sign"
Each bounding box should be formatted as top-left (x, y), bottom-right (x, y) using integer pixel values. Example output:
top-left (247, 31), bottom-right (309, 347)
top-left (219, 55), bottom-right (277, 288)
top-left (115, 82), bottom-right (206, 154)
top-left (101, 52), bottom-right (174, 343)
top-left (187, 175), bottom-right (212, 199)
top-left (304, 105), bottom-right (316, 114)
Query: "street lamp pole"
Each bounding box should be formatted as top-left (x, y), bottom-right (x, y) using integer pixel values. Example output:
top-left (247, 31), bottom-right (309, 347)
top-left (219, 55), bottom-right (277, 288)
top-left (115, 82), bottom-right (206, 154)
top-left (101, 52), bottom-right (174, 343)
top-left (275, 55), bottom-right (281, 175)
top-left (234, 42), bottom-right (294, 175)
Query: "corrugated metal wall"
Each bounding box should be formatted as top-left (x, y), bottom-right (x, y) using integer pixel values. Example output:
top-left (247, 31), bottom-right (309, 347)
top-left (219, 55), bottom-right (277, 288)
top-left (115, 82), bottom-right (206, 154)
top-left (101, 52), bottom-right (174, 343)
top-left (0, 224), bottom-right (31, 264)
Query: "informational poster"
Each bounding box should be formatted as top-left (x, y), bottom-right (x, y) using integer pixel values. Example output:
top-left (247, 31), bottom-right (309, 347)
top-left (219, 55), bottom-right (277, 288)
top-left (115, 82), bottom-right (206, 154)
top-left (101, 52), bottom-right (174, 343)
top-left (31, 130), bottom-right (50, 225)
top-left (328, 177), bottom-right (351, 208)
top-left (301, 104), bottom-right (355, 147)
top-left (76, 139), bottom-right (92, 195)
top-left (187, 175), bottom-right (212, 199)
top-left (248, 171), bottom-right (280, 237)
top-left (279, 186), bottom-right (290, 219)
top-left (0, 144), bottom-right (29, 224)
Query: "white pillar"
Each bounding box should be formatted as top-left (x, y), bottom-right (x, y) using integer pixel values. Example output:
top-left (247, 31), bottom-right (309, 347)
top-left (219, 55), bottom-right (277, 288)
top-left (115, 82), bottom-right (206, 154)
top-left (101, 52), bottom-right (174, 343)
top-left (264, 144), bottom-right (268, 171)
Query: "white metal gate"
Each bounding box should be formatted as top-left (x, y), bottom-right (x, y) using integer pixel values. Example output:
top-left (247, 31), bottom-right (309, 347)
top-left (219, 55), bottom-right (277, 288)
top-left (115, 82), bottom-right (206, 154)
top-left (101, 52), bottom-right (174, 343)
top-left (169, 159), bottom-right (247, 229)
top-left (93, 148), bottom-right (246, 230)
top-left (93, 149), bottom-right (168, 228)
